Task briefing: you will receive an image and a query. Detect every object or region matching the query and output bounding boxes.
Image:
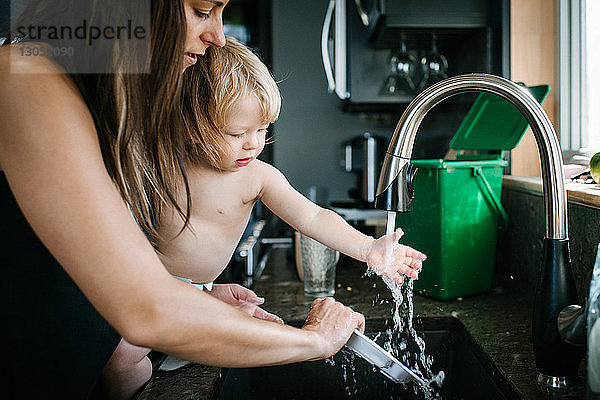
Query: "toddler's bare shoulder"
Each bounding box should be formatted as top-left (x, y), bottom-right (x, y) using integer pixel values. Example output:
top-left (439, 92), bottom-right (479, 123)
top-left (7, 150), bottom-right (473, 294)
top-left (253, 160), bottom-right (285, 178)
top-left (253, 161), bottom-right (289, 189)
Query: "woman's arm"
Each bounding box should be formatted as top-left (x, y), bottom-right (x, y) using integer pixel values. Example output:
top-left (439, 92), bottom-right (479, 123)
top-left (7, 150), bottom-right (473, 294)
top-left (0, 50), bottom-right (363, 367)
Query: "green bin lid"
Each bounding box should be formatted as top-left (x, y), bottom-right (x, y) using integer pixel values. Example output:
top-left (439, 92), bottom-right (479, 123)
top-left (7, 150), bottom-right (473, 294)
top-left (449, 83), bottom-right (550, 152)
top-left (410, 158), bottom-right (507, 169)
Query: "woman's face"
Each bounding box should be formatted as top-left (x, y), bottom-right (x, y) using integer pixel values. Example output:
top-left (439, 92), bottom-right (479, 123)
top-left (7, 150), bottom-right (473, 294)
top-left (183, 0), bottom-right (229, 70)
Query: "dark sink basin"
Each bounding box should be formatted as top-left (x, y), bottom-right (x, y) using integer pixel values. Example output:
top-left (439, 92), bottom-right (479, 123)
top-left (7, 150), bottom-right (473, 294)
top-left (212, 317), bottom-right (522, 400)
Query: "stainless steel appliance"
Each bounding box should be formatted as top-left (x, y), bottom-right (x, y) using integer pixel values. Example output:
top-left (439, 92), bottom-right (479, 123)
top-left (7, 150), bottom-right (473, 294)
top-left (341, 132), bottom-right (387, 206)
top-left (321, 0), bottom-right (509, 110)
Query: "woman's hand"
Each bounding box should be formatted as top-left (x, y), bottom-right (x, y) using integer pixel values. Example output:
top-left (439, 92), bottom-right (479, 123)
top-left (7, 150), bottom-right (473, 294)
top-left (301, 297), bottom-right (365, 359)
top-left (365, 228), bottom-right (427, 285)
top-left (209, 284), bottom-right (283, 324)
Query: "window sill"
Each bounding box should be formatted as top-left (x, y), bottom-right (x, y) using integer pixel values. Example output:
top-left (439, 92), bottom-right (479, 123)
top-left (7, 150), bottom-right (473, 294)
top-left (503, 176), bottom-right (600, 210)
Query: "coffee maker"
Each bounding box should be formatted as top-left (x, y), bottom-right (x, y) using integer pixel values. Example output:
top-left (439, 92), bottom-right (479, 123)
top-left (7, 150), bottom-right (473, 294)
top-left (341, 132), bottom-right (387, 207)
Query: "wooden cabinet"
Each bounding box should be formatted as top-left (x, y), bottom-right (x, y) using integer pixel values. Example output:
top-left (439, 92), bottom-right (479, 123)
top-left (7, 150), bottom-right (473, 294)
top-left (510, 0), bottom-right (556, 176)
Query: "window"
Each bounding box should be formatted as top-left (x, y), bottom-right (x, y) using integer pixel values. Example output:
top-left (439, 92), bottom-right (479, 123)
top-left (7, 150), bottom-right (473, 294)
top-left (585, 1), bottom-right (600, 150)
top-left (559, 0), bottom-right (600, 154)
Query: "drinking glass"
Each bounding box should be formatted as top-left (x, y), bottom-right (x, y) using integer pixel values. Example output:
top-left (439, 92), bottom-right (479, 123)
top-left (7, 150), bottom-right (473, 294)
top-left (295, 232), bottom-right (339, 298)
top-left (381, 37), bottom-right (417, 96)
top-left (418, 33), bottom-right (448, 91)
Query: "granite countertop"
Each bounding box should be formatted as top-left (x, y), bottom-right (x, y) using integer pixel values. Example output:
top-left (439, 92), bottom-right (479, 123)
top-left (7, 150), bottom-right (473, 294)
top-left (138, 248), bottom-right (586, 400)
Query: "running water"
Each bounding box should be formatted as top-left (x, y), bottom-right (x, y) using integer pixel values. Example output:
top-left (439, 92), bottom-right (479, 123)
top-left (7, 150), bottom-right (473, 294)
top-left (386, 211), bottom-right (396, 236)
top-left (380, 275), bottom-right (444, 399)
top-left (329, 210), bottom-right (444, 398)
top-left (379, 212), bottom-right (445, 399)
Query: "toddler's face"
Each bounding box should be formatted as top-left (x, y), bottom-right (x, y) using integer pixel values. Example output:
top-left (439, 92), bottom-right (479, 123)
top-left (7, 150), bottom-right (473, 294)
top-left (219, 95), bottom-right (269, 171)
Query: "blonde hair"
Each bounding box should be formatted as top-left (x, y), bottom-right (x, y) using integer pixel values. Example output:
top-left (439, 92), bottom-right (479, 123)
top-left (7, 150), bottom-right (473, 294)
top-left (183, 36), bottom-right (281, 169)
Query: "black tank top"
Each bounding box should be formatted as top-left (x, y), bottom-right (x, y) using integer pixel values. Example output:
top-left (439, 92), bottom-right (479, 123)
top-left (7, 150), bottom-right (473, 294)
top-left (0, 172), bottom-right (120, 399)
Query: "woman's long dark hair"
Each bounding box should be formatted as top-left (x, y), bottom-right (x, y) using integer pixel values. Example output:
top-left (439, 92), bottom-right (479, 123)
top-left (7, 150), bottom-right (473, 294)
top-left (4, 0), bottom-right (195, 246)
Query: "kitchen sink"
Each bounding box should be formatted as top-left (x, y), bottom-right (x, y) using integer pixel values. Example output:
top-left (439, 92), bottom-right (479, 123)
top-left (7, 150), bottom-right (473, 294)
top-left (212, 317), bottom-right (522, 399)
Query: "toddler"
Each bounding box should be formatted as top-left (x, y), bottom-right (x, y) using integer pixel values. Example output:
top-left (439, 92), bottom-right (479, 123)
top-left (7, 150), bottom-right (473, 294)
top-left (98, 36), bottom-right (426, 399)
top-left (161, 36), bottom-right (425, 291)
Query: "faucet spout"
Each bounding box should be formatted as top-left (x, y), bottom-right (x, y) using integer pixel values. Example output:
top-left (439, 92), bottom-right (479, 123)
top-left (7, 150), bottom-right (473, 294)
top-left (376, 73), bottom-right (583, 387)
top-left (376, 74), bottom-right (566, 238)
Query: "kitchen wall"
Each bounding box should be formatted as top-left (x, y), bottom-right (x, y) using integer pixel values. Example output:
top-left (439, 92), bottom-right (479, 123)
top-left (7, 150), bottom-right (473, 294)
top-left (269, 1), bottom-right (507, 206)
top-left (496, 188), bottom-right (600, 302)
top-left (270, 0), bottom-right (397, 205)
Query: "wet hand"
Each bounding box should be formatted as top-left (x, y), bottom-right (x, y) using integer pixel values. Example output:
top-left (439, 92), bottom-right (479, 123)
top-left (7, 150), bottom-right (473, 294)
top-left (301, 297), bottom-right (365, 359)
top-left (209, 284), bottom-right (284, 324)
top-left (365, 228), bottom-right (427, 284)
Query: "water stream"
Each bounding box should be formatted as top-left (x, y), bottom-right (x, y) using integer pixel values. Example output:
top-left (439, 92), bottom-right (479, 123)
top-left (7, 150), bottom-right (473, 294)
top-left (386, 211), bottom-right (396, 236)
top-left (380, 275), bottom-right (444, 399)
top-left (330, 211), bottom-right (444, 398)
top-left (382, 211), bottom-right (444, 400)
top-left (380, 211), bottom-right (444, 398)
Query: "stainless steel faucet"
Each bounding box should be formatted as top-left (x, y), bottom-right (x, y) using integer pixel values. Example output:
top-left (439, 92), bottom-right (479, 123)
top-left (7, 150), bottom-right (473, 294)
top-left (375, 73), bottom-right (583, 389)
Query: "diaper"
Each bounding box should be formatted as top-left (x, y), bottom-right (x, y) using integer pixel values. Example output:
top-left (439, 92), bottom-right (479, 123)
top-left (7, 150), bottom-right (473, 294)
top-left (172, 275), bottom-right (213, 291)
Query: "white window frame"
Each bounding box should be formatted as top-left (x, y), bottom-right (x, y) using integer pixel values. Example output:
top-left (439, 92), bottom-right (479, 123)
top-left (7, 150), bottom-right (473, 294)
top-left (558, 0), bottom-right (599, 156)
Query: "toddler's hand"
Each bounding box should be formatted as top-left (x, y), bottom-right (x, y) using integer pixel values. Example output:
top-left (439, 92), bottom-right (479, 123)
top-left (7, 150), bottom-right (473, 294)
top-left (364, 228), bottom-right (426, 285)
top-left (209, 284), bottom-right (284, 324)
top-left (236, 302), bottom-right (284, 324)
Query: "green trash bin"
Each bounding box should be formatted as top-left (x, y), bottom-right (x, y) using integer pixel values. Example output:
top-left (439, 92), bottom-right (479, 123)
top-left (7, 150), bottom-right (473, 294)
top-left (396, 84), bottom-right (549, 300)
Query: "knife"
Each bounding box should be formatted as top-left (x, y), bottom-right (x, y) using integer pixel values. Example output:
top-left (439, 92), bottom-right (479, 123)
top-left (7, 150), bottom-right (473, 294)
top-left (345, 329), bottom-right (427, 386)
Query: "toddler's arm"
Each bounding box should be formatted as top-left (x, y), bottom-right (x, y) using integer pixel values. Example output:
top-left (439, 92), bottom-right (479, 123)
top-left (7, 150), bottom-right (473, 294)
top-left (258, 163), bottom-right (426, 283)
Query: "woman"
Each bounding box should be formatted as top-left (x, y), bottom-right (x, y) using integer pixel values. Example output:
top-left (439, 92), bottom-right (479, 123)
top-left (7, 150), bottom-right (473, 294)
top-left (0, 1), bottom-right (364, 398)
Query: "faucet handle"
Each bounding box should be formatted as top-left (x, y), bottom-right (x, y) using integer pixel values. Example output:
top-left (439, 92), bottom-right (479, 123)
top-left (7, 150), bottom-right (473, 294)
top-left (374, 159), bottom-right (418, 212)
top-left (557, 304), bottom-right (586, 346)
top-left (406, 163), bottom-right (418, 199)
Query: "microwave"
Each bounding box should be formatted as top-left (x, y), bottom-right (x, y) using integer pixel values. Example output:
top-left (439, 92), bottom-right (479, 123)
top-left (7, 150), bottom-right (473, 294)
top-left (321, 0), bottom-right (510, 111)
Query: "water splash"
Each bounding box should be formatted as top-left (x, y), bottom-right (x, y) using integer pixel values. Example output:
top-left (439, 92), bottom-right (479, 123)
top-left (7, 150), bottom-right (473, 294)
top-left (325, 281), bottom-right (444, 398)
top-left (379, 213), bottom-right (444, 399)
top-left (324, 212), bottom-right (444, 398)
top-left (380, 276), bottom-right (444, 399)
top-left (339, 348), bottom-right (358, 396)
